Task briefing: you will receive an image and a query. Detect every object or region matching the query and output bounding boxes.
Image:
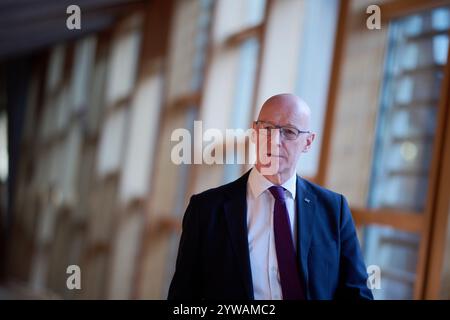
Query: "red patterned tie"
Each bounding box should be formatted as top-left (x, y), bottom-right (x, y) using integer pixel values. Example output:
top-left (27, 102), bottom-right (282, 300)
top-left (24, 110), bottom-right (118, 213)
top-left (269, 186), bottom-right (305, 300)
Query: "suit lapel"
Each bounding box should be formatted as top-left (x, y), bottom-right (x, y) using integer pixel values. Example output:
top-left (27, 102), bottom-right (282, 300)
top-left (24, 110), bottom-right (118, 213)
top-left (224, 171), bottom-right (254, 299)
top-left (222, 173), bottom-right (316, 300)
top-left (296, 176), bottom-right (316, 297)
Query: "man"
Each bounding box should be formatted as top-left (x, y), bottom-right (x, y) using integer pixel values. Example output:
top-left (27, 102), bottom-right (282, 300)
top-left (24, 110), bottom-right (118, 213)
top-left (168, 94), bottom-right (373, 300)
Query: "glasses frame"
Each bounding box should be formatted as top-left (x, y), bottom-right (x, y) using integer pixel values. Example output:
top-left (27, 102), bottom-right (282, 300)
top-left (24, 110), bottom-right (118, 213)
top-left (254, 120), bottom-right (311, 140)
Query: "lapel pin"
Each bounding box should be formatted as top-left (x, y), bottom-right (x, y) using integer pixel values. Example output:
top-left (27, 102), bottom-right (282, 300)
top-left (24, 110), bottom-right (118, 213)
top-left (304, 198), bottom-right (310, 203)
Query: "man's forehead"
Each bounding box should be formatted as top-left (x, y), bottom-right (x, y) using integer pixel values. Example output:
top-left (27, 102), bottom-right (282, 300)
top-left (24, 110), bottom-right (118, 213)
top-left (258, 102), bottom-right (306, 121)
top-left (260, 95), bottom-right (309, 115)
top-left (257, 96), bottom-right (311, 130)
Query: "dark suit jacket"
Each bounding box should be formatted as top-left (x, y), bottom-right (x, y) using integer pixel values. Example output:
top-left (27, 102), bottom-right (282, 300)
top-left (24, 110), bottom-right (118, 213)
top-left (168, 171), bottom-right (373, 300)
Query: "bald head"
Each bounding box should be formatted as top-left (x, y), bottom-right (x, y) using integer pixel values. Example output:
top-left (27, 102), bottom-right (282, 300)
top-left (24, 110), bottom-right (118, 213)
top-left (252, 94), bottom-right (315, 184)
top-left (257, 94), bottom-right (311, 130)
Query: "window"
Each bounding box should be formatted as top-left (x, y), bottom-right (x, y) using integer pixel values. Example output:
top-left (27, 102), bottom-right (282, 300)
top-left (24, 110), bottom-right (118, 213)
top-left (369, 7), bottom-right (450, 212)
top-left (119, 74), bottom-right (164, 203)
top-left (363, 225), bottom-right (420, 299)
top-left (166, 0), bottom-right (213, 102)
top-left (86, 42), bottom-right (108, 135)
top-left (213, 0), bottom-right (266, 42)
top-left (97, 108), bottom-right (128, 177)
top-left (295, 0), bottom-right (339, 178)
top-left (108, 213), bottom-right (144, 299)
top-left (362, 5), bottom-right (450, 299)
top-left (46, 45), bottom-right (65, 93)
top-left (105, 29), bottom-right (141, 104)
top-left (98, 17), bottom-right (143, 177)
top-left (71, 36), bottom-right (97, 111)
top-left (134, 1), bottom-right (214, 298)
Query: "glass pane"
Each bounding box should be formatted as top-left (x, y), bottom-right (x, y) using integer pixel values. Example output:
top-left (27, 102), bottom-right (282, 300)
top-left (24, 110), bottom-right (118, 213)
top-left (60, 123), bottom-right (82, 204)
top-left (192, 0), bottom-right (213, 91)
top-left (105, 29), bottom-right (141, 104)
top-left (97, 109), bottom-right (128, 176)
top-left (86, 51), bottom-right (107, 135)
top-left (201, 43), bottom-right (253, 132)
top-left (295, 0), bottom-right (339, 178)
top-left (200, 35), bottom-right (260, 186)
top-left (119, 74), bottom-right (163, 203)
top-left (368, 6), bottom-right (450, 212)
top-left (71, 36), bottom-right (97, 111)
top-left (167, 0), bottom-right (213, 102)
top-left (55, 85), bottom-right (70, 133)
top-left (230, 38), bottom-right (259, 130)
top-left (224, 37), bottom-right (259, 183)
top-left (213, 0), bottom-right (266, 42)
top-left (362, 225), bottom-right (420, 300)
top-left (256, 0), bottom-right (304, 112)
top-left (107, 212), bottom-right (144, 299)
top-left (46, 45), bottom-right (65, 93)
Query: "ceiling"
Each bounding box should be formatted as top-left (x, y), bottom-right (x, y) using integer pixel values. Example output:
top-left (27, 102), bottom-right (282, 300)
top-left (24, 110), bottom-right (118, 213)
top-left (0, 0), bottom-right (147, 61)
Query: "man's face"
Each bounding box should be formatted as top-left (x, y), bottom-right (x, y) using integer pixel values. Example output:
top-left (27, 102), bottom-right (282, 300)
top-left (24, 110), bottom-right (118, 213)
top-left (252, 97), bottom-right (315, 178)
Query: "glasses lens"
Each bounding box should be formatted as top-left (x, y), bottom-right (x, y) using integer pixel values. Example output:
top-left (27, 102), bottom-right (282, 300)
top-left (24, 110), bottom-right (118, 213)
top-left (256, 122), bottom-right (301, 140)
top-left (282, 128), bottom-right (298, 140)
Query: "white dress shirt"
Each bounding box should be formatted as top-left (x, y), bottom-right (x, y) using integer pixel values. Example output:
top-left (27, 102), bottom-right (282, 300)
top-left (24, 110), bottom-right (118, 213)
top-left (246, 167), bottom-right (297, 300)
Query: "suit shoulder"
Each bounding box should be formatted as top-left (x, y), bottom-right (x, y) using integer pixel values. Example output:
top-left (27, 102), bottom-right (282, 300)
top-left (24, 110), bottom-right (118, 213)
top-left (300, 177), bottom-right (343, 202)
top-left (190, 174), bottom-right (246, 203)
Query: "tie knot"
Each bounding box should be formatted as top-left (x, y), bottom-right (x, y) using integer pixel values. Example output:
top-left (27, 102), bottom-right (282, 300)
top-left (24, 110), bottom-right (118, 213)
top-left (269, 185), bottom-right (286, 201)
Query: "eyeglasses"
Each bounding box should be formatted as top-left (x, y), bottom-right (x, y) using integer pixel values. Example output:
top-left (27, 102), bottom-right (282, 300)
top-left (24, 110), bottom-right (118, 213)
top-left (254, 120), bottom-right (310, 140)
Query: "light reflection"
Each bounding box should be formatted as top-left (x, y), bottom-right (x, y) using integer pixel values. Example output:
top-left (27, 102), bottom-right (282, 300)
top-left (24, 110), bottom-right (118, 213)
top-left (400, 141), bottom-right (418, 162)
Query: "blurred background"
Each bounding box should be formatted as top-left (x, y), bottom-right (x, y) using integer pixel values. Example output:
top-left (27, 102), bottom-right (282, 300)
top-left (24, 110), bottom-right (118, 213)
top-left (0, 0), bottom-right (450, 300)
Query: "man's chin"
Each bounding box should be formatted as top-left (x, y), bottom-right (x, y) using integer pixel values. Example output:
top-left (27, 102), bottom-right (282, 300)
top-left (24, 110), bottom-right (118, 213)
top-left (258, 160), bottom-right (281, 176)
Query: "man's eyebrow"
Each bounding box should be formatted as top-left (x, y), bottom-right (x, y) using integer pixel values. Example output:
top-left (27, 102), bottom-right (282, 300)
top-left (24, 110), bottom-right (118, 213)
top-left (258, 120), bottom-right (298, 128)
top-left (278, 122), bottom-right (300, 129)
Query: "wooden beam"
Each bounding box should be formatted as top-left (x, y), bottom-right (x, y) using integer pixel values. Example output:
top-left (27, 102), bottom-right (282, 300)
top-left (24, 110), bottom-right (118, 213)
top-left (352, 207), bottom-right (425, 233)
top-left (423, 30), bottom-right (450, 299)
top-left (169, 92), bottom-right (201, 111)
top-left (414, 25), bottom-right (450, 300)
top-left (380, 0), bottom-right (450, 22)
top-left (224, 24), bottom-right (263, 48)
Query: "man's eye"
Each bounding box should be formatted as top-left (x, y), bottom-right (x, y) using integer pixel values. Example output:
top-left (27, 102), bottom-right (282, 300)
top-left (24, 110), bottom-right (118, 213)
top-left (283, 128), bottom-right (297, 136)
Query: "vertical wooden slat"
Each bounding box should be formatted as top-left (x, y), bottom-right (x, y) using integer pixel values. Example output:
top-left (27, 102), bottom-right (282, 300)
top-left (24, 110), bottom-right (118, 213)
top-left (129, 0), bottom-right (174, 299)
top-left (315, 0), bottom-right (349, 187)
top-left (423, 30), bottom-right (450, 299)
top-left (412, 23), bottom-right (450, 301)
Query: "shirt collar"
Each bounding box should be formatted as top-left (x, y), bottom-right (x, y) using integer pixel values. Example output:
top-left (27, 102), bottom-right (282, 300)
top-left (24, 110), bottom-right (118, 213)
top-left (248, 167), bottom-right (297, 199)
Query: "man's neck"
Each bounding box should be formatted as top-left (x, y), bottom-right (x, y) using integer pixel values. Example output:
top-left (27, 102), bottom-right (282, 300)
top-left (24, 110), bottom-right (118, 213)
top-left (254, 165), bottom-right (294, 185)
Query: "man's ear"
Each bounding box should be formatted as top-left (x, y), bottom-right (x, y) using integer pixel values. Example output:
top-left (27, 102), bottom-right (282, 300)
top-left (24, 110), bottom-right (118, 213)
top-left (302, 132), bottom-right (315, 153)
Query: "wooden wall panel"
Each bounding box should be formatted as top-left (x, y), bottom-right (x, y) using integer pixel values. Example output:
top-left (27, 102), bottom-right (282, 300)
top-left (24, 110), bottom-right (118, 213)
top-left (325, 0), bottom-right (389, 207)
